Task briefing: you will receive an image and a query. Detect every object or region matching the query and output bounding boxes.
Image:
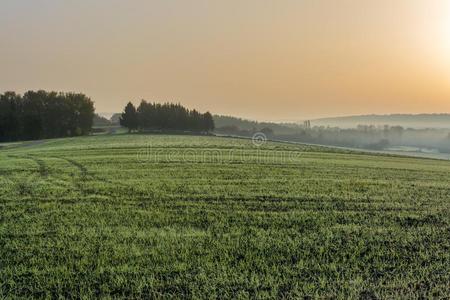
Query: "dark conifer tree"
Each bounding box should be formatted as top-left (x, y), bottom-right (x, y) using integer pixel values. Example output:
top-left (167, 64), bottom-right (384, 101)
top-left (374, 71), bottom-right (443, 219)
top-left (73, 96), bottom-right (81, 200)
top-left (120, 102), bottom-right (139, 132)
top-left (203, 112), bottom-right (215, 132)
top-left (0, 92), bottom-right (22, 142)
top-left (121, 101), bottom-right (215, 133)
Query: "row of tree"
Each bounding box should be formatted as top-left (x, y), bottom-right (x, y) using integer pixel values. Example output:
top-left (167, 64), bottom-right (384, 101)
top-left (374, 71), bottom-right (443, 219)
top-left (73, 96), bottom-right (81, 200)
top-left (0, 91), bottom-right (95, 142)
top-left (120, 101), bottom-right (214, 132)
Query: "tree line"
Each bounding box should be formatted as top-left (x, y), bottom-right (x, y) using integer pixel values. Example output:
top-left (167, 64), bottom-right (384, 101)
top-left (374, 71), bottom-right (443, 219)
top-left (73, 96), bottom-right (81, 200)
top-left (120, 101), bottom-right (214, 132)
top-left (0, 90), bottom-right (95, 142)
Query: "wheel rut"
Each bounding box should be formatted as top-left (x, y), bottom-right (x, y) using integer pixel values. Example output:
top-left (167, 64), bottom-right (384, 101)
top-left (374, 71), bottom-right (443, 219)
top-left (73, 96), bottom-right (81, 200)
top-left (57, 157), bottom-right (88, 178)
top-left (7, 154), bottom-right (49, 177)
top-left (52, 156), bottom-right (130, 194)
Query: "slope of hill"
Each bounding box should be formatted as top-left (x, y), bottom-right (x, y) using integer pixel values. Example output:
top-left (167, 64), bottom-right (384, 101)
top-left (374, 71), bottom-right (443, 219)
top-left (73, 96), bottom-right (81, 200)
top-left (312, 114), bottom-right (450, 129)
top-left (1, 134), bottom-right (449, 298)
top-left (214, 115), bottom-right (300, 134)
top-left (93, 114), bottom-right (112, 127)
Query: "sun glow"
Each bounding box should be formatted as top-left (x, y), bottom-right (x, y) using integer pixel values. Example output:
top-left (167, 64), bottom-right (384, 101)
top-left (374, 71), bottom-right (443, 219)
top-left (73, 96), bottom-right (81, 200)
top-left (434, 2), bottom-right (450, 63)
top-left (417, 1), bottom-right (450, 77)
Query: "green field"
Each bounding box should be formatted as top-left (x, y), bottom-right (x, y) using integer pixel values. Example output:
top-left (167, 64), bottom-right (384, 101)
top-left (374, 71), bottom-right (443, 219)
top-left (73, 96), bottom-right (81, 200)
top-left (1, 134), bottom-right (449, 298)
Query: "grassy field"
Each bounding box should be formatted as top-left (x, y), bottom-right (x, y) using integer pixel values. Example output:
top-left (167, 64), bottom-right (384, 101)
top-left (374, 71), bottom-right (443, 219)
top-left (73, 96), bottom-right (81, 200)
top-left (0, 134), bottom-right (449, 298)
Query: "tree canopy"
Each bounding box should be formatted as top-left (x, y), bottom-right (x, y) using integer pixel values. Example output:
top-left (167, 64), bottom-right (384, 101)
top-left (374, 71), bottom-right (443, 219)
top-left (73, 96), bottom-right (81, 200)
top-left (0, 90), bottom-right (95, 142)
top-left (120, 101), bottom-right (214, 132)
top-left (120, 102), bottom-right (139, 132)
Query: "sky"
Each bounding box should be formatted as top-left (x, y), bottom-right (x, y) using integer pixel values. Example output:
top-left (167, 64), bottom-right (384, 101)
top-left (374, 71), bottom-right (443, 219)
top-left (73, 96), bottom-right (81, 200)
top-left (1, 0), bottom-right (450, 121)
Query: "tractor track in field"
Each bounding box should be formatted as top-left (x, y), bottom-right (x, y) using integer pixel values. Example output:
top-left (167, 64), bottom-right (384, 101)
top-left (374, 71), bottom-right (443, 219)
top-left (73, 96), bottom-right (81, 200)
top-left (56, 157), bottom-right (88, 178)
top-left (29, 157), bottom-right (49, 177)
top-left (7, 154), bottom-right (49, 177)
top-left (6, 154), bottom-right (86, 193)
top-left (42, 156), bottom-right (93, 195)
top-left (50, 156), bottom-right (132, 194)
top-left (7, 153), bottom-right (133, 196)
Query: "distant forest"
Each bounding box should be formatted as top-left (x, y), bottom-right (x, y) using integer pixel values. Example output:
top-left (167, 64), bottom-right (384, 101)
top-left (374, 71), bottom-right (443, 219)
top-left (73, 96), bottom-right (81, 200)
top-left (214, 115), bottom-right (301, 135)
top-left (0, 91), bottom-right (94, 142)
top-left (119, 101), bottom-right (214, 133)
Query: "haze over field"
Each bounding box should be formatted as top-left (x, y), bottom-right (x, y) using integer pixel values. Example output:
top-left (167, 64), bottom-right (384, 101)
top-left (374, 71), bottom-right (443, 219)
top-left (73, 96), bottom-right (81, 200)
top-left (2, 0), bottom-right (450, 121)
top-left (311, 114), bottom-right (450, 129)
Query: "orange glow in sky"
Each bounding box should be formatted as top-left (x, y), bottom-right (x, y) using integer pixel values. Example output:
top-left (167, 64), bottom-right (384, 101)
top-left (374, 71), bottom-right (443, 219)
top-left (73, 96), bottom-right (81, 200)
top-left (1, 0), bottom-right (450, 121)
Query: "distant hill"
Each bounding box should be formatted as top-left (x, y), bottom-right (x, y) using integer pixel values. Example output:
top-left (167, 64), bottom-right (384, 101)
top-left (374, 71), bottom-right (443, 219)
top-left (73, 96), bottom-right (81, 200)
top-left (213, 115), bottom-right (301, 135)
top-left (93, 114), bottom-right (112, 127)
top-left (110, 113), bottom-right (121, 125)
top-left (311, 114), bottom-right (450, 129)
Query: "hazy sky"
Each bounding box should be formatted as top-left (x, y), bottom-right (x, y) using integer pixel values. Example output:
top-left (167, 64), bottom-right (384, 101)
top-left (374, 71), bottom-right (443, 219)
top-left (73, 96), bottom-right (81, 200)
top-left (1, 0), bottom-right (450, 121)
